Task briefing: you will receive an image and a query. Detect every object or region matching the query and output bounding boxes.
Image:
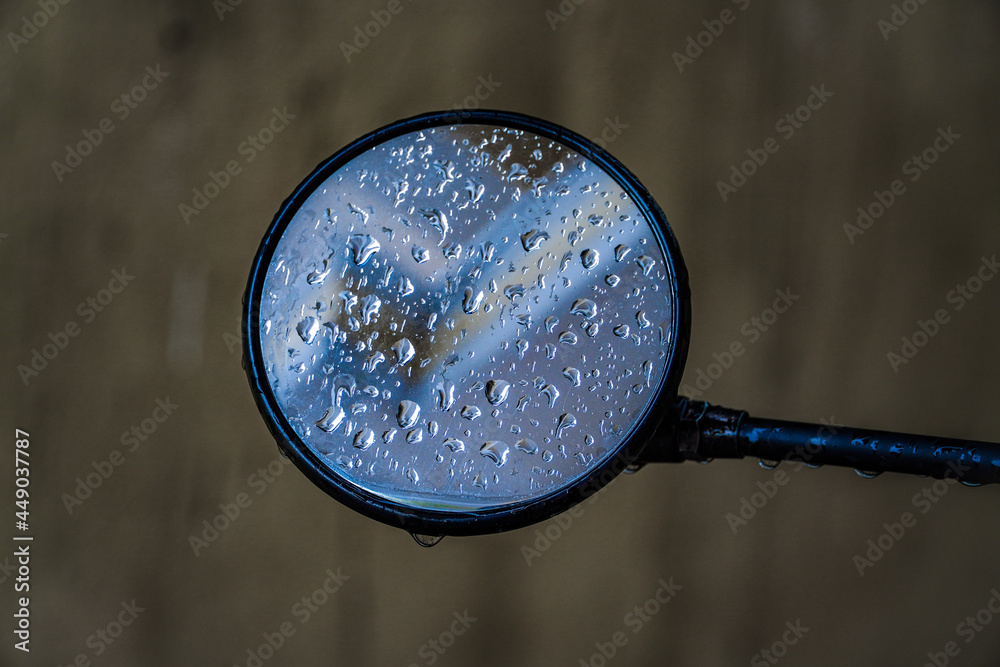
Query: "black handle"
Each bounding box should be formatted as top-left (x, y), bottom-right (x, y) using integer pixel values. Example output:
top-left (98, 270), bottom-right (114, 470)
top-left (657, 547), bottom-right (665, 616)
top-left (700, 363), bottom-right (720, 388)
top-left (640, 398), bottom-right (1000, 485)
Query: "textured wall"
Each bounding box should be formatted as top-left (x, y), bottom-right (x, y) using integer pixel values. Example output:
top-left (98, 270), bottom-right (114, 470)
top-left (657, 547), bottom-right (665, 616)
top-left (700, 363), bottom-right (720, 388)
top-left (3, 1), bottom-right (999, 665)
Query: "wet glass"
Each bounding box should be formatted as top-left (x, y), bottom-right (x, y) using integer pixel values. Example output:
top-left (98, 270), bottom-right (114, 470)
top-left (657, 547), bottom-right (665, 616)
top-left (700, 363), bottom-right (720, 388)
top-left (254, 121), bottom-right (679, 513)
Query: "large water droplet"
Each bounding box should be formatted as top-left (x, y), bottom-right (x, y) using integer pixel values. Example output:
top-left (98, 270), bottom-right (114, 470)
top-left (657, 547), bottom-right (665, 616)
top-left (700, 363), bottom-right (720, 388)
top-left (397, 400), bottom-right (421, 428)
top-left (392, 338), bottom-right (415, 366)
top-left (443, 437), bottom-right (465, 452)
top-left (515, 438), bottom-right (538, 454)
top-left (411, 533), bottom-right (445, 547)
top-left (520, 229), bottom-right (550, 252)
top-left (332, 373), bottom-right (357, 406)
top-left (436, 380), bottom-right (456, 411)
top-left (570, 298), bottom-right (598, 319)
top-left (296, 316), bottom-right (320, 344)
top-left (613, 324), bottom-right (630, 338)
top-left (316, 406), bottom-right (346, 433)
top-left (462, 287), bottom-right (484, 314)
top-left (614, 244), bottom-right (631, 262)
top-left (605, 274), bottom-right (620, 287)
top-left (421, 208), bottom-right (449, 242)
top-left (353, 428), bottom-right (375, 450)
top-left (306, 260), bottom-right (331, 285)
top-left (480, 441), bottom-right (510, 466)
top-left (636, 310), bottom-right (651, 329)
top-left (562, 367), bottom-right (581, 386)
top-left (558, 331), bottom-right (578, 346)
top-left (348, 234), bottom-right (380, 265)
top-left (581, 248), bottom-right (600, 270)
top-left (503, 284), bottom-right (525, 301)
top-left (360, 294), bottom-right (382, 325)
top-left (406, 428), bottom-right (424, 444)
top-left (412, 246), bottom-right (430, 263)
top-left (540, 383), bottom-right (560, 408)
top-left (461, 405), bottom-right (482, 421)
top-left (485, 379), bottom-right (510, 406)
top-left (556, 413), bottom-right (577, 439)
top-left (636, 255), bottom-right (655, 276)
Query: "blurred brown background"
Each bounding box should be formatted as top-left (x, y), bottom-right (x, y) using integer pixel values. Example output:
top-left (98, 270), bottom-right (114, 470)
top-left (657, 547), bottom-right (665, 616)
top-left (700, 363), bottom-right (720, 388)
top-left (3, 1), bottom-right (1000, 665)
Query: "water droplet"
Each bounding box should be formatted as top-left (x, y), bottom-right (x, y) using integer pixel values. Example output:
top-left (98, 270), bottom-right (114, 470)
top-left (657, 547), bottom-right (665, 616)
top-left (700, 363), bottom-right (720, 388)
top-left (636, 255), bottom-right (655, 276)
top-left (562, 367), bottom-right (581, 386)
top-left (581, 248), bottom-right (600, 270)
top-left (758, 458), bottom-right (780, 470)
top-left (515, 438), bottom-right (538, 454)
top-left (316, 406), bottom-right (346, 432)
top-left (558, 331), bottom-right (578, 345)
top-left (436, 380), bottom-right (456, 411)
top-left (443, 437), bottom-right (465, 452)
top-left (406, 428), bottom-right (424, 444)
top-left (443, 242), bottom-right (462, 260)
top-left (636, 310), bottom-right (651, 329)
top-left (480, 441), bottom-right (510, 466)
top-left (462, 287), bottom-right (484, 314)
top-left (559, 251), bottom-right (573, 272)
top-left (347, 202), bottom-right (369, 224)
top-left (587, 214), bottom-right (604, 226)
top-left (363, 351), bottom-right (385, 373)
top-left (544, 316), bottom-right (559, 333)
top-left (347, 234), bottom-right (380, 265)
top-left (382, 429), bottom-right (397, 443)
top-left (605, 274), bottom-right (620, 287)
top-left (614, 244), bottom-right (631, 262)
top-left (556, 413), bottom-right (577, 439)
top-left (395, 276), bottom-right (414, 296)
top-left (296, 316), bottom-right (320, 344)
top-left (583, 322), bottom-right (599, 337)
top-left (520, 229), bottom-right (551, 252)
top-left (485, 379), bottom-right (511, 406)
top-left (332, 373), bottom-right (357, 406)
top-left (353, 428), bottom-right (375, 450)
top-left (412, 246), bottom-right (430, 263)
top-left (339, 290), bottom-right (358, 314)
top-left (411, 533), bottom-right (445, 547)
top-left (405, 468), bottom-right (420, 484)
top-left (570, 298), bottom-right (598, 319)
top-left (540, 384), bottom-right (560, 408)
top-left (392, 338), bottom-right (415, 366)
top-left (397, 400), bottom-right (421, 428)
top-left (421, 208), bottom-right (449, 242)
top-left (461, 405), bottom-right (482, 421)
top-left (855, 469), bottom-right (882, 479)
top-left (306, 260), bottom-right (331, 285)
top-left (360, 294), bottom-right (382, 325)
top-left (613, 324), bottom-right (630, 338)
top-left (504, 284), bottom-right (525, 301)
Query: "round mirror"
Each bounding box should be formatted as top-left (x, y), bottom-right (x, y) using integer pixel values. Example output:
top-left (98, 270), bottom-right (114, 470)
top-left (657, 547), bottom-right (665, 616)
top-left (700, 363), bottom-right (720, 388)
top-left (243, 110), bottom-right (690, 536)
